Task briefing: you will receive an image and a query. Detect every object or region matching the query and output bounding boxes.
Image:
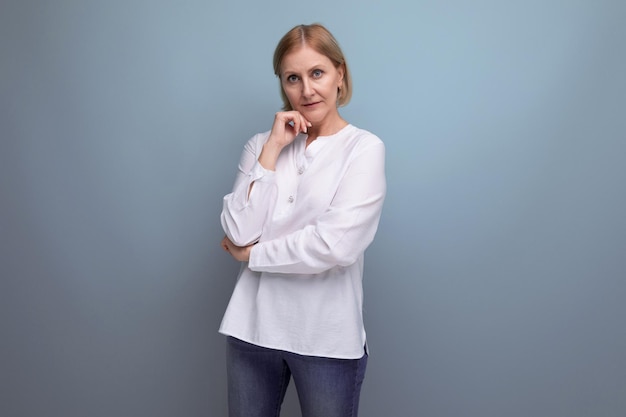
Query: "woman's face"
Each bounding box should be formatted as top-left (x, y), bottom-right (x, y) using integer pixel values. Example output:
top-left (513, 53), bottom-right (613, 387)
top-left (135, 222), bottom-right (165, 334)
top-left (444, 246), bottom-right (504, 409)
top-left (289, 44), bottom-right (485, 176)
top-left (280, 45), bottom-right (344, 126)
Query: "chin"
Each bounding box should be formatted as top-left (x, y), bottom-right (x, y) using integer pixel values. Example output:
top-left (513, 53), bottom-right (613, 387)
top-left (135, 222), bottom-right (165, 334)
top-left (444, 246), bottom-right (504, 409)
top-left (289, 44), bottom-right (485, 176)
top-left (303, 114), bottom-right (323, 125)
top-left (298, 107), bottom-right (325, 120)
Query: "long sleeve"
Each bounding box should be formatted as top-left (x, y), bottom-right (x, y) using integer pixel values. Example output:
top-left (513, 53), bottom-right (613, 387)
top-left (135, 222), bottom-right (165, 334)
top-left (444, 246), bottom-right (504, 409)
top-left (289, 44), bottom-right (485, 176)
top-left (221, 133), bottom-right (277, 246)
top-left (248, 139), bottom-right (386, 274)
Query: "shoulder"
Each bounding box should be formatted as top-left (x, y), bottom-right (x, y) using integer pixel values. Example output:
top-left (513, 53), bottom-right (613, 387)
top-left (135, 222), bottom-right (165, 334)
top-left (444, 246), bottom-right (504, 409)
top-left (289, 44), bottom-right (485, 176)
top-left (344, 124), bottom-right (383, 143)
top-left (341, 125), bottom-right (385, 152)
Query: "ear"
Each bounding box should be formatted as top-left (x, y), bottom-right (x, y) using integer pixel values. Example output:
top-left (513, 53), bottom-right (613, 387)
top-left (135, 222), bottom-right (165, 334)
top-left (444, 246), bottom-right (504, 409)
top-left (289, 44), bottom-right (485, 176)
top-left (337, 63), bottom-right (345, 87)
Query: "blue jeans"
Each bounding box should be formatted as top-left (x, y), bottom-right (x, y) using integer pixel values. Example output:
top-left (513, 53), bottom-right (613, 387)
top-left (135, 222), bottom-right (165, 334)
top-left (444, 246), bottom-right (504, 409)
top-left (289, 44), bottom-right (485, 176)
top-left (226, 336), bottom-right (368, 417)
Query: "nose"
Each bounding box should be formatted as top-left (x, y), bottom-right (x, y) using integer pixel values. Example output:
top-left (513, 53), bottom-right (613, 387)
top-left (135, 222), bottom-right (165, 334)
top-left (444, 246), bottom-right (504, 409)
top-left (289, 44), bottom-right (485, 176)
top-left (301, 78), bottom-right (313, 97)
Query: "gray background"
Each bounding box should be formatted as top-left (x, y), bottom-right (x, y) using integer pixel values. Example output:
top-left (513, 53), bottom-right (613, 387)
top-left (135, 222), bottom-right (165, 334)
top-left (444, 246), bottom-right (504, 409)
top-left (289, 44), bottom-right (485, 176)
top-left (1, 1), bottom-right (625, 416)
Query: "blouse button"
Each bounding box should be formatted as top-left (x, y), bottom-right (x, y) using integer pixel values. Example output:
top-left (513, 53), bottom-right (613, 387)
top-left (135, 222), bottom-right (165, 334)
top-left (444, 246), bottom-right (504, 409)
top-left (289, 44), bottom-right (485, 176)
top-left (298, 167), bottom-right (304, 175)
top-left (287, 196), bottom-right (294, 203)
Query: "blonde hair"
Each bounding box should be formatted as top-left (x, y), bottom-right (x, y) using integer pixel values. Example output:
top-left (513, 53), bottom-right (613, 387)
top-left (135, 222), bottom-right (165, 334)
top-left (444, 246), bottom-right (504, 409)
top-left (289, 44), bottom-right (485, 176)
top-left (273, 23), bottom-right (352, 111)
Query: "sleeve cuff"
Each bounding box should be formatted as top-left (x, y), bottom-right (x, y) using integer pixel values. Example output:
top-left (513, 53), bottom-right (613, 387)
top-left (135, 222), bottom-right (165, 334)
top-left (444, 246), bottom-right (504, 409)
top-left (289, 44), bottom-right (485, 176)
top-left (250, 160), bottom-right (276, 183)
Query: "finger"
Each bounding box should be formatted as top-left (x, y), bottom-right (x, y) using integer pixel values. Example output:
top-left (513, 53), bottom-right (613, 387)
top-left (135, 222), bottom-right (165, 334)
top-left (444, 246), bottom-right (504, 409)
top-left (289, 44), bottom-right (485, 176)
top-left (273, 112), bottom-right (291, 133)
top-left (292, 112), bottom-right (309, 134)
top-left (297, 112), bottom-right (312, 131)
top-left (221, 236), bottom-right (231, 252)
top-left (281, 115), bottom-right (297, 135)
top-left (294, 118), bottom-right (303, 134)
top-left (297, 115), bottom-right (306, 133)
top-left (287, 118), bottom-right (297, 132)
top-left (274, 111), bottom-right (307, 139)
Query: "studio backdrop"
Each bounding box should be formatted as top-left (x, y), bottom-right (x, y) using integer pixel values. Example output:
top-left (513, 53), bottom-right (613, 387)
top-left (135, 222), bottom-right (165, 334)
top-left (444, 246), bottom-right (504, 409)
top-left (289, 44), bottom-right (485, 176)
top-left (1, 1), bottom-right (625, 416)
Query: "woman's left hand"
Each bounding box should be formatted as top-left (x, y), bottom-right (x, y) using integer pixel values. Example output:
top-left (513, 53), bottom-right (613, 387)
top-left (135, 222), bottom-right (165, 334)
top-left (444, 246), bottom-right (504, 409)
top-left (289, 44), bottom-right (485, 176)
top-left (221, 235), bottom-right (253, 262)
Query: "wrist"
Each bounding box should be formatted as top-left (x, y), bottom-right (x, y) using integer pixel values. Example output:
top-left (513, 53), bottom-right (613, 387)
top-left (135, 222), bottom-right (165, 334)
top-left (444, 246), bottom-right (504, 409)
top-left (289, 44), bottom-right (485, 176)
top-left (259, 142), bottom-right (282, 170)
top-left (264, 137), bottom-right (285, 153)
top-left (246, 244), bottom-right (254, 263)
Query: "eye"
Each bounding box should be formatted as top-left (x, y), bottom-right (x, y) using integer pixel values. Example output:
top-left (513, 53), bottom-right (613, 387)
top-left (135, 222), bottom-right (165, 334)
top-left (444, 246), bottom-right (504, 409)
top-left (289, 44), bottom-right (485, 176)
top-left (286, 74), bottom-right (299, 83)
top-left (312, 69), bottom-right (323, 78)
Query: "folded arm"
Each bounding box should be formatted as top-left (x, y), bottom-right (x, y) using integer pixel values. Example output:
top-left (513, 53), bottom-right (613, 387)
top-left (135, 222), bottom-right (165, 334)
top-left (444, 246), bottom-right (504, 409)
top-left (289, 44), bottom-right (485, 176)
top-left (248, 140), bottom-right (386, 274)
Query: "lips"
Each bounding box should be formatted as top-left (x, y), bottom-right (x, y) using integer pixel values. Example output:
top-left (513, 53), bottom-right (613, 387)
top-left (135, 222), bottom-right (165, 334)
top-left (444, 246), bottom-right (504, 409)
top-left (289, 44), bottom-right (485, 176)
top-left (303, 101), bottom-right (321, 107)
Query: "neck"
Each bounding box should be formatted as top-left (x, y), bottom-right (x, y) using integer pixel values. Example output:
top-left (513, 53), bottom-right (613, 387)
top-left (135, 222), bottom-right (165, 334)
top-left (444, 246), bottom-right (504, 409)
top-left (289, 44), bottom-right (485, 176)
top-left (307, 116), bottom-right (348, 141)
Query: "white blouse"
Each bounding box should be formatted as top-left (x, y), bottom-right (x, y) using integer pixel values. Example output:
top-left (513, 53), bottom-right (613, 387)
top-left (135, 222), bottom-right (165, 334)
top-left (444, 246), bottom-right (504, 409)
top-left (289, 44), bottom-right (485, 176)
top-left (219, 124), bottom-right (386, 359)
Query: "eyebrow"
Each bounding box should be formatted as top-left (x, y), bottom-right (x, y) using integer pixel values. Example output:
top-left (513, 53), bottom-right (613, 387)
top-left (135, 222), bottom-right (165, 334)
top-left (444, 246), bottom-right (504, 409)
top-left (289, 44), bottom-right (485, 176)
top-left (281, 62), bottom-right (328, 75)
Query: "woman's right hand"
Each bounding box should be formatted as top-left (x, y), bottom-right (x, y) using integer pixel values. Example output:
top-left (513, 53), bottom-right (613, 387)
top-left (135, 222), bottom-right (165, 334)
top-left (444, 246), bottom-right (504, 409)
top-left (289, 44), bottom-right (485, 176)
top-left (259, 111), bottom-right (311, 170)
top-left (268, 111), bottom-right (312, 148)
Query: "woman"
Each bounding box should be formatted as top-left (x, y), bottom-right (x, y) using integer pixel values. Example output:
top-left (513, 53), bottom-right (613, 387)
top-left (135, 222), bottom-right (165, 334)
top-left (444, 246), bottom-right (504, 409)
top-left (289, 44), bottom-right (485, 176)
top-left (219, 23), bottom-right (386, 417)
